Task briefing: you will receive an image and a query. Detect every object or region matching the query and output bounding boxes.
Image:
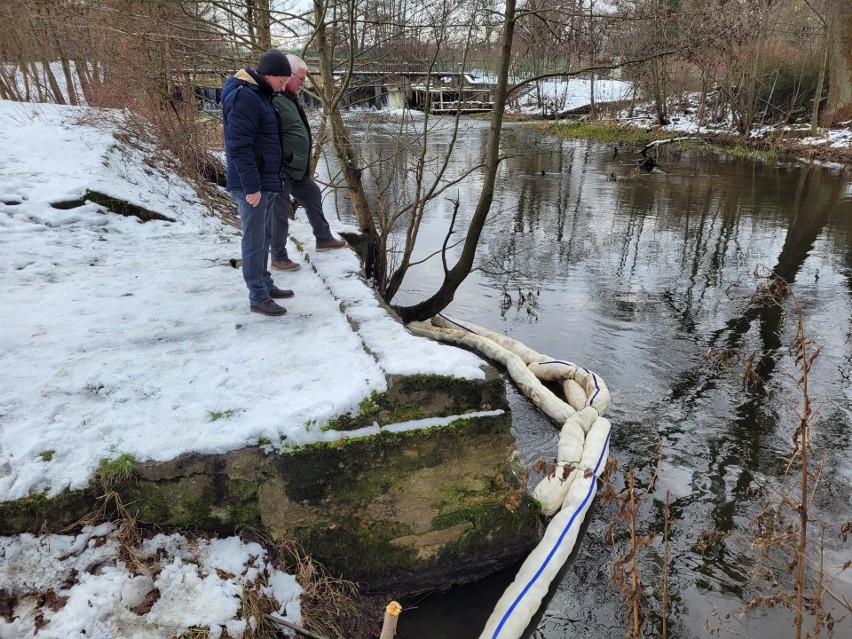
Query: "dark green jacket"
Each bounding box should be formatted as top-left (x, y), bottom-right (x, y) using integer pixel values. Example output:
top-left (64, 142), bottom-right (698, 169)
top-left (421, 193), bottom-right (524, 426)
top-left (272, 90), bottom-right (312, 181)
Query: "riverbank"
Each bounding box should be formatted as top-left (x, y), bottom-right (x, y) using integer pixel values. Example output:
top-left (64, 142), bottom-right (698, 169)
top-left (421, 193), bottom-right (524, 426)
top-left (0, 99), bottom-right (541, 638)
top-left (492, 80), bottom-right (852, 168)
top-left (538, 113), bottom-right (852, 168)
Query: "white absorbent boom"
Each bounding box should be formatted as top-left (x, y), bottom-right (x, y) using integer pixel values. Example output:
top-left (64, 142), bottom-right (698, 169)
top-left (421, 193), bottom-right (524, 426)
top-left (408, 314), bottom-right (613, 639)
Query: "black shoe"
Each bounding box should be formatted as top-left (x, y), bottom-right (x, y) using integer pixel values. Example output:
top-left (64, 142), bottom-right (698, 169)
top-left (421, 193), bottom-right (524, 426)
top-left (250, 299), bottom-right (287, 316)
top-left (269, 287), bottom-right (295, 299)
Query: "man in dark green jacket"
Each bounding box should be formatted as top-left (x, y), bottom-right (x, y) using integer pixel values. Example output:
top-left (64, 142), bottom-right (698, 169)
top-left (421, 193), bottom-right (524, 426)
top-left (268, 54), bottom-right (347, 272)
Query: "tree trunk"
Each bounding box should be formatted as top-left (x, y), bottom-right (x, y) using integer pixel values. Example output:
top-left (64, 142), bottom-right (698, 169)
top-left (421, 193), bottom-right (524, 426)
top-left (253, 0), bottom-right (272, 51)
top-left (811, 33), bottom-right (829, 134)
top-left (823, 0), bottom-right (852, 124)
top-left (0, 59), bottom-right (22, 100)
top-left (245, 0), bottom-right (271, 54)
top-left (60, 57), bottom-right (78, 106)
top-left (589, 72), bottom-right (596, 119)
top-left (651, 58), bottom-right (666, 125)
top-left (314, 0), bottom-right (386, 289)
top-left (78, 60), bottom-right (95, 105)
top-left (48, 1), bottom-right (77, 105)
top-left (41, 59), bottom-right (66, 104)
top-left (650, 0), bottom-right (667, 126)
top-left (697, 71), bottom-right (709, 130)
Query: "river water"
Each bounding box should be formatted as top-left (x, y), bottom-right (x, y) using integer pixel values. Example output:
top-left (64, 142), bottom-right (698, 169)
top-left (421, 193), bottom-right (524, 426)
top-left (316, 114), bottom-right (852, 638)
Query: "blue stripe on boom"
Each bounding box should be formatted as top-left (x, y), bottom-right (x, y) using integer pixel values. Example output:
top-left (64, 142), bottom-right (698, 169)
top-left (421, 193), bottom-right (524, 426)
top-left (491, 425), bottom-right (611, 638)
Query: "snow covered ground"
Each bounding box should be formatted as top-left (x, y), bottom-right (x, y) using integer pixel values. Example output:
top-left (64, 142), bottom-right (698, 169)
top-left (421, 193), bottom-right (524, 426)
top-left (514, 77), bottom-right (634, 115)
top-left (1, 524), bottom-right (303, 639)
top-left (0, 99), bottom-right (485, 638)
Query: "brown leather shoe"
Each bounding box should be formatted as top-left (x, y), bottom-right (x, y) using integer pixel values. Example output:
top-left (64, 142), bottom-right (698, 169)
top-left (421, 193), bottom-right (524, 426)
top-left (250, 299), bottom-right (287, 316)
top-left (269, 287), bottom-right (294, 299)
top-left (271, 258), bottom-right (301, 271)
top-left (315, 238), bottom-right (347, 251)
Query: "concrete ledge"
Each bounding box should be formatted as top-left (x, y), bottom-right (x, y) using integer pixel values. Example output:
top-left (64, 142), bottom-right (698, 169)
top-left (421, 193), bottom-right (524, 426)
top-left (0, 371), bottom-right (542, 594)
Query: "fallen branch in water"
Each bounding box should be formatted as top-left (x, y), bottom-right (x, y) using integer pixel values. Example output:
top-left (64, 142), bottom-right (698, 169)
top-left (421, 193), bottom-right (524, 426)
top-left (639, 137), bottom-right (701, 156)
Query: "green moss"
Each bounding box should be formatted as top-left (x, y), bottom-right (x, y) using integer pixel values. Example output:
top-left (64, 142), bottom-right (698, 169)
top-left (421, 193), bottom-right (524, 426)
top-left (40, 450), bottom-right (55, 462)
top-left (0, 490), bottom-right (49, 519)
top-left (134, 485), bottom-right (170, 521)
top-left (391, 373), bottom-right (464, 392)
top-left (126, 473), bottom-right (263, 531)
top-left (229, 499), bottom-right (261, 528)
top-left (322, 371), bottom-right (505, 433)
top-left (435, 499), bottom-right (541, 558)
top-left (291, 494), bottom-right (539, 587)
top-left (174, 491), bottom-right (218, 529)
top-left (297, 520), bottom-right (419, 578)
top-left (431, 504), bottom-right (488, 530)
top-left (435, 482), bottom-right (476, 509)
top-left (283, 434), bottom-right (395, 501)
top-left (387, 372), bottom-right (503, 412)
top-left (358, 394), bottom-right (381, 414)
top-left (322, 413), bottom-right (368, 432)
top-left (227, 477), bottom-right (256, 499)
top-left (323, 390), bottom-right (383, 431)
top-left (727, 144), bottom-right (778, 163)
top-left (0, 487), bottom-right (100, 535)
top-left (384, 405), bottom-right (430, 422)
top-left (277, 413), bottom-right (511, 508)
top-left (546, 120), bottom-right (785, 164)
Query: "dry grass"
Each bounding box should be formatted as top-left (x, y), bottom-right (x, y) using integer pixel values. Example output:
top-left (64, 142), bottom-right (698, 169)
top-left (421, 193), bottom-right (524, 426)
top-left (238, 573), bottom-right (283, 639)
top-left (275, 541), bottom-right (382, 639)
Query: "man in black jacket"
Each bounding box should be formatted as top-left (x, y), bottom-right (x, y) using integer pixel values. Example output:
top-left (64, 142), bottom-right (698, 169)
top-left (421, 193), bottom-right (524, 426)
top-left (222, 49), bottom-right (294, 316)
top-left (268, 54), bottom-right (347, 273)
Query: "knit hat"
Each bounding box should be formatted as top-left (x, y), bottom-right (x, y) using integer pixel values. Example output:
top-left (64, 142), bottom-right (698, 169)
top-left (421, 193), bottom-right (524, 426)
top-left (256, 49), bottom-right (291, 76)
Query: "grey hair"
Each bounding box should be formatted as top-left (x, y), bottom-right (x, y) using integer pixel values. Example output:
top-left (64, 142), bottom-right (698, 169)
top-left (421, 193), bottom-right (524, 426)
top-left (286, 54), bottom-right (307, 74)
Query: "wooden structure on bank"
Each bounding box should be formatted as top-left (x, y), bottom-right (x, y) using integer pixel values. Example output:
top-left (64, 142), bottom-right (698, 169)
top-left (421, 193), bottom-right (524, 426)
top-left (301, 60), bottom-right (499, 114)
top-left (179, 61), bottom-right (499, 115)
top-left (298, 63), bottom-right (498, 114)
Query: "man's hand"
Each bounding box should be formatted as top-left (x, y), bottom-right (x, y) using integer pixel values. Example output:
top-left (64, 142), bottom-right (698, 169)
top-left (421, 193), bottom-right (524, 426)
top-left (246, 191), bottom-right (261, 207)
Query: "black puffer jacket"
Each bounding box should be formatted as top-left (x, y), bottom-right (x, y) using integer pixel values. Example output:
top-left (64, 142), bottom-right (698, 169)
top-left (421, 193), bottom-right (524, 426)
top-left (222, 68), bottom-right (282, 193)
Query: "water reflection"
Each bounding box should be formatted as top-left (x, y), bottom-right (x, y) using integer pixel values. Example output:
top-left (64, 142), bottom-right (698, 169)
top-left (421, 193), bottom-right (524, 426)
top-left (316, 115), bottom-right (852, 638)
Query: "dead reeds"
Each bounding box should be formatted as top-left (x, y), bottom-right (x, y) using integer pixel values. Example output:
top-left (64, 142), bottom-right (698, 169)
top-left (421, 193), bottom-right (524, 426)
top-left (602, 426), bottom-right (668, 639)
top-left (703, 270), bottom-right (851, 637)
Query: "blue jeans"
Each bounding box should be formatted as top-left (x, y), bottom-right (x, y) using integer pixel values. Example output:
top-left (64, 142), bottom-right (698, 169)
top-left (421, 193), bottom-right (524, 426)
top-left (229, 189), bottom-right (278, 306)
top-left (269, 174), bottom-right (335, 262)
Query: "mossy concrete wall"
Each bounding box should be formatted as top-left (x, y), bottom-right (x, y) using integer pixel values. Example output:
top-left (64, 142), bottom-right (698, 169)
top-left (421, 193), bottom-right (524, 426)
top-left (0, 371), bottom-right (542, 594)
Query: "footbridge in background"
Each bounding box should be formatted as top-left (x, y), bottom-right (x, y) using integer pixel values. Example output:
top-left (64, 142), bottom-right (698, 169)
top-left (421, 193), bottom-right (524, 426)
top-left (184, 61), bottom-right (499, 114)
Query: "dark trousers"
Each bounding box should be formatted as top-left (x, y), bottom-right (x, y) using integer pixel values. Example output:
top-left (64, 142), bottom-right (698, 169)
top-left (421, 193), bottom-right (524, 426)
top-left (268, 174), bottom-right (334, 261)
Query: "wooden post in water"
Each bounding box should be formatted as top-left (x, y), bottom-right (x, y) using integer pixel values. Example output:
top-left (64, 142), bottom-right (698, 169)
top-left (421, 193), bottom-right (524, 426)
top-left (379, 601), bottom-right (402, 639)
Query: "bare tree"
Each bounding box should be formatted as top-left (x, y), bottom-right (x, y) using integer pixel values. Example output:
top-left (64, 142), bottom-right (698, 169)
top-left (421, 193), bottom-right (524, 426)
top-left (392, 0), bottom-right (519, 322)
top-left (824, 0), bottom-right (852, 123)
